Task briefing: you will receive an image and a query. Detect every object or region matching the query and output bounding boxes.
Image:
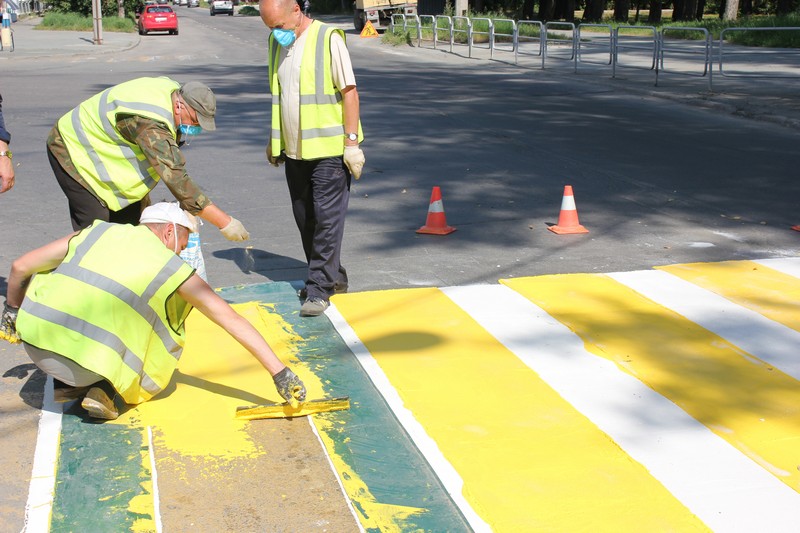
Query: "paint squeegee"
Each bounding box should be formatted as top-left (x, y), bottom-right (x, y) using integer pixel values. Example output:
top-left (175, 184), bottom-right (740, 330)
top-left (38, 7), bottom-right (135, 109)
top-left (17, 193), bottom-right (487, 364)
top-left (235, 397), bottom-right (350, 420)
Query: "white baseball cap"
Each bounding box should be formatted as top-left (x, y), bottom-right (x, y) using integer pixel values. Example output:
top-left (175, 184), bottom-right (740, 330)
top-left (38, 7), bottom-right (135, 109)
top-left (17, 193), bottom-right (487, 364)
top-left (140, 202), bottom-right (198, 233)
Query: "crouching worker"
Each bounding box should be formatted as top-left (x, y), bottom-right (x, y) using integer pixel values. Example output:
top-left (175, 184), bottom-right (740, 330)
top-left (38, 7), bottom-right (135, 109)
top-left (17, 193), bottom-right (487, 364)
top-left (0, 202), bottom-right (305, 420)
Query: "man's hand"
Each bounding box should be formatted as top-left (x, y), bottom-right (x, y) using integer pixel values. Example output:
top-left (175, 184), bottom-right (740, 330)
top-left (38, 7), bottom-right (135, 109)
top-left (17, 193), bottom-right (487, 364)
top-left (220, 217), bottom-right (250, 241)
top-left (0, 303), bottom-right (20, 343)
top-left (266, 144), bottom-right (284, 167)
top-left (343, 145), bottom-right (365, 180)
top-left (272, 367), bottom-right (307, 405)
top-left (0, 153), bottom-right (14, 194)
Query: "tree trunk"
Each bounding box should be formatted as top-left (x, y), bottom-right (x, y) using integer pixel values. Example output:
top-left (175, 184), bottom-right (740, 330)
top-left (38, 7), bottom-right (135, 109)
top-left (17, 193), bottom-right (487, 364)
top-left (648, 0), bottom-right (662, 23)
top-left (614, 0), bottom-right (630, 21)
top-left (582, 0), bottom-right (606, 22)
top-left (694, 0), bottom-right (705, 19)
top-left (723, 0), bottom-right (739, 20)
top-left (776, 0), bottom-right (794, 15)
top-left (539, 0), bottom-right (555, 21)
top-left (563, 0), bottom-right (575, 21)
top-left (522, 0), bottom-right (536, 19)
top-left (672, 0), bottom-right (685, 19)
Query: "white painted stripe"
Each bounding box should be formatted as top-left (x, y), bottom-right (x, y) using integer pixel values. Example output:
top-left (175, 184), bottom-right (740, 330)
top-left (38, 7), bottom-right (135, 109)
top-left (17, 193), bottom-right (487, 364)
top-left (442, 284), bottom-right (800, 533)
top-left (754, 257), bottom-right (800, 278)
top-left (305, 416), bottom-right (365, 533)
top-left (147, 426), bottom-right (163, 533)
top-left (609, 269), bottom-right (800, 381)
top-left (326, 303), bottom-right (491, 533)
top-left (23, 375), bottom-right (63, 533)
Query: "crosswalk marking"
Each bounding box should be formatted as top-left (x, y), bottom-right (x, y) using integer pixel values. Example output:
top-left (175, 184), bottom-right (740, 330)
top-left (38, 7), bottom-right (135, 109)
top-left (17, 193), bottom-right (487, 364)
top-left (470, 281), bottom-right (800, 531)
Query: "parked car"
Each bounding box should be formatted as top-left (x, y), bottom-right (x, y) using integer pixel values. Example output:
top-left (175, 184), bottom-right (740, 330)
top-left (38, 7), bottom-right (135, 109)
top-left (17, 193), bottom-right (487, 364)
top-left (138, 4), bottom-right (179, 35)
top-left (187, 0), bottom-right (199, 6)
top-left (176, 0), bottom-right (188, 5)
top-left (210, 0), bottom-right (233, 16)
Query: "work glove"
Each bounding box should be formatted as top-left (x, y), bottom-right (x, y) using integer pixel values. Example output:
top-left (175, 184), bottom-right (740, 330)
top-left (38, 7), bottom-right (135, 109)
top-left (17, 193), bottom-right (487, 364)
top-left (220, 217), bottom-right (250, 241)
top-left (266, 144), bottom-right (284, 167)
top-left (0, 303), bottom-right (20, 344)
top-left (272, 367), bottom-right (307, 405)
top-left (343, 145), bottom-right (365, 180)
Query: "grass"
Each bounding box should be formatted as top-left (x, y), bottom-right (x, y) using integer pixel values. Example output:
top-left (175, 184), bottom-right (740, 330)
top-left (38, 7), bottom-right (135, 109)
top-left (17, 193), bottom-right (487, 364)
top-left (389, 11), bottom-right (800, 48)
top-left (37, 12), bottom-right (136, 32)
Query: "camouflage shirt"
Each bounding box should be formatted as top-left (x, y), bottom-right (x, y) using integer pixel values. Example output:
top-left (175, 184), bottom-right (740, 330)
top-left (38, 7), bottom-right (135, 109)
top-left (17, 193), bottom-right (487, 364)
top-left (47, 113), bottom-right (211, 214)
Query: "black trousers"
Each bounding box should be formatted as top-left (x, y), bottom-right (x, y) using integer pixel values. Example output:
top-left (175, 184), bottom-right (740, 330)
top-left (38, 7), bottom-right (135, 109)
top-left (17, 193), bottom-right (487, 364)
top-left (48, 147), bottom-right (144, 231)
top-left (285, 155), bottom-right (350, 300)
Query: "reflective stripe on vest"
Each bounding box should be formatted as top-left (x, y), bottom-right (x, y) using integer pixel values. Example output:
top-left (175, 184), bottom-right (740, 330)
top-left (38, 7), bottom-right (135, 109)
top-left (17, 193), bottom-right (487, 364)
top-left (57, 77), bottom-right (179, 211)
top-left (269, 21), bottom-right (363, 160)
top-left (17, 222), bottom-right (194, 404)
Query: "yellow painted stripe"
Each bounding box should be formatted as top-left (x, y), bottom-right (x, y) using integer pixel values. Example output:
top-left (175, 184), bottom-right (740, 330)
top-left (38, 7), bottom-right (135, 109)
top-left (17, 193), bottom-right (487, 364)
top-left (658, 260), bottom-right (800, 332)
top-left (503, 274), bottom-right (800, 492)
top-left (333, 287), bottom-right (707, 532)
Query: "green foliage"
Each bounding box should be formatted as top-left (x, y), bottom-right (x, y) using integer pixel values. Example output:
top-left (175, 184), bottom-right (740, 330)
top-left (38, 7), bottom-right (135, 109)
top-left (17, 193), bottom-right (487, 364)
top-left (38, 11), bottom-right (136, 31)
top-left (238, 5), bottom-right (260, 15)
top-left (48, 0), bottom-right (142, 18)
top-left (382, 27), bottom-right (413, 45)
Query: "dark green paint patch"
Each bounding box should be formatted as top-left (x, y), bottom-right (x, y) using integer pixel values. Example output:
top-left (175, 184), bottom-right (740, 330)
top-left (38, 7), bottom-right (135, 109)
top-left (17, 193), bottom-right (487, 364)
top-left (219, 281), bottom-right (472, 532)
top-left (52, 408), bottom-right (153, 532)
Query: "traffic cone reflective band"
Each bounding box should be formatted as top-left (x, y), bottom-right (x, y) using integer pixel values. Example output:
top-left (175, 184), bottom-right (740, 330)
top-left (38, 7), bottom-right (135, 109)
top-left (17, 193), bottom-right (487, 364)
top-left (548, 185), bottom-right (589, 235)
top-left (417, 186), bottom-right (456, 235)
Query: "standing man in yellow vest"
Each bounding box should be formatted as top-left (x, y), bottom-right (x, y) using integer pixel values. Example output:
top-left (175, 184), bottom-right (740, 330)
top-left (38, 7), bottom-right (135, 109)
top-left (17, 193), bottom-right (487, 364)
top-left (0, 203), bottom-right (305, 420)
top-left (260, 0), bottom-right (365, 317)
top-left (47, 77), bottom-right (250, 241)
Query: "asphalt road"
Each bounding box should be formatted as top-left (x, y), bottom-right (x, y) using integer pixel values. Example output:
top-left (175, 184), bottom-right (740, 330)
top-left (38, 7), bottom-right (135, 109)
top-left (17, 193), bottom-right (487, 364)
top-left (0, 8), bottom-right (799, 529)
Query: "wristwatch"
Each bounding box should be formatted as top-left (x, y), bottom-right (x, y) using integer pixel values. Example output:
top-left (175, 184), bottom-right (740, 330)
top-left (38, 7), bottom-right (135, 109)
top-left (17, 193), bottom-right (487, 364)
top-left (0, 150), bottom-right (11, 160)
top-left (345, 132), bottom-right (358, 142)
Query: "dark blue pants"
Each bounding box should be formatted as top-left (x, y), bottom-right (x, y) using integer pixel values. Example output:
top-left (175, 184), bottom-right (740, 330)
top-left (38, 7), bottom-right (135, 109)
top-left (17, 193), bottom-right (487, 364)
top-left (285, 156), bottom-right (350, 300)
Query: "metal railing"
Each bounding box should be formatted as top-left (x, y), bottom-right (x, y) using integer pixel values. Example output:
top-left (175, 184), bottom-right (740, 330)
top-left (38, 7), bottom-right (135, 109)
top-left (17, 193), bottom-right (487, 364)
top-left (389, 14), bottom-right (800, 91)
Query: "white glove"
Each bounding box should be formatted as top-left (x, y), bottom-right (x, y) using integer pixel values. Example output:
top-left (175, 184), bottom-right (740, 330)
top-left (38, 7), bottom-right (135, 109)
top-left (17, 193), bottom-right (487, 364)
top-left (220, 217), bottom-right (250, 241)
top-left (343, 145), bottom-right (365, 180)
top-left (266, 144), bottom-right (284, 167)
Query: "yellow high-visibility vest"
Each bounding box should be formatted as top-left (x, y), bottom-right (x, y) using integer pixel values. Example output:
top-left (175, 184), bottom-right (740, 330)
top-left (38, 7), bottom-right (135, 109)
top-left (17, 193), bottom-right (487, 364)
top-left (17, 221), bottom-right (195, 404)
top-left (269, 21), bottom-right (363, 160)
top-left (57, 77), bottom-right (180, 211)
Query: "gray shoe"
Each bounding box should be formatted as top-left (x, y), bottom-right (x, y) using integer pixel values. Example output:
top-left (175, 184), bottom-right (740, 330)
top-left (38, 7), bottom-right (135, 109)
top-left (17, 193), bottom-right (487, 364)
top-left (300, 297), bottom-right (330, 317)
top-left (81, 386), bottom-right (119, 420)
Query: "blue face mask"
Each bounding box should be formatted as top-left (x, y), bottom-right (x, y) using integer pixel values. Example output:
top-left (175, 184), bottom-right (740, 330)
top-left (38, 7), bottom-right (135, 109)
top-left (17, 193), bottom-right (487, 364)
top-left (179, 124), bottom-right (203, 136)
top-left (272, 28), bottom-right (296, 47)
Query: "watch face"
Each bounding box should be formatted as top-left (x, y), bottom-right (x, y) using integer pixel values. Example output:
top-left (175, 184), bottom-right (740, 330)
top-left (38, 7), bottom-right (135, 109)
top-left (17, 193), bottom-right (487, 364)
top-left (347, 133), bottom-right (358, 141)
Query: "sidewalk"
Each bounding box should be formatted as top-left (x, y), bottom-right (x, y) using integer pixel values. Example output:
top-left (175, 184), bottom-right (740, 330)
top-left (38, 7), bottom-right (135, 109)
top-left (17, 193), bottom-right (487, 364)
top-left (0, 15), bottom-right (140, 60)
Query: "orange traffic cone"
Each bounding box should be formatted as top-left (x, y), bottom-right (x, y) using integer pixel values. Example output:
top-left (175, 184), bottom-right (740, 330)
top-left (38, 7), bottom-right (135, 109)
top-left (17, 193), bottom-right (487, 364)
top-left (548, 185), bottom-right (589, 235)
top-left (792, 225), bottom-right (800, 232)
top-left (417, 186), bottom-right (456, 235)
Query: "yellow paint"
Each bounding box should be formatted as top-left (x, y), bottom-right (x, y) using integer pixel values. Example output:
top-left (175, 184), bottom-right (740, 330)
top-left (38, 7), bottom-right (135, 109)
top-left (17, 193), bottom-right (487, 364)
top-left (503, 273), bottom-right (800, 493)
top-left (332, 287), bottom-right (707, 531)
top-left (657, 260), bottom-right (800, 332)
top-left (113, 302), bottom-right (315, 457)
top-left (127, 428), bottom-right (156, 532)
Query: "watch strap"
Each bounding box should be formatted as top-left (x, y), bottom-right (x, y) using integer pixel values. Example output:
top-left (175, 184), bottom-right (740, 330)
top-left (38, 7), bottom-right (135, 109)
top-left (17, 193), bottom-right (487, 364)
top-left (0, 150), bottom-right (11, 160)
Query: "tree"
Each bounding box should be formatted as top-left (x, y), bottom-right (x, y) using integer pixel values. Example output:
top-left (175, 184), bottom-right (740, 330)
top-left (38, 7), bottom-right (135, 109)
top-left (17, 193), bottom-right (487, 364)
top-left (614, 0), bottom-right (630, 21)
top-left (723, 0), bottom-right (739, 20)
top-left (648, 0), bottom-right (662, 23)
top-left (582, 0), bottom-right (606, 22)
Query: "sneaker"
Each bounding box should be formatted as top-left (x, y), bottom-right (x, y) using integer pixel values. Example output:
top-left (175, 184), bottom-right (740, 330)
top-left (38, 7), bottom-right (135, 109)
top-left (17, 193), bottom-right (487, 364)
top-left (81, 386), bottom-right (119, 420)
top-left (297, 282), bottom-right (348, 300)
top-left (53, 382), bottom-right (91, 403)
top-left (300, 297), bottom-right (330, 317)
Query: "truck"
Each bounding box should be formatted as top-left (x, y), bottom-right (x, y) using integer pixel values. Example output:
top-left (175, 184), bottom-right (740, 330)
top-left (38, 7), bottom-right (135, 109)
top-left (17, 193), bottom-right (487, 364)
top-left (353, 0), bottom-right (417, 32)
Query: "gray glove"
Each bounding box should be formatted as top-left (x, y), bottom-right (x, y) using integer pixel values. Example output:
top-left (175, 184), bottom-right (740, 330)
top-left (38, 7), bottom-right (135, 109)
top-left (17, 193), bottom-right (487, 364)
top-left (272, 367), bottom-right (307, 404)
top-left (220, 217), bottom-right (250, 241)
top-left (1, 303), bottom-right (19, 343)
top-left (343, 145), bottom-right (365, 180)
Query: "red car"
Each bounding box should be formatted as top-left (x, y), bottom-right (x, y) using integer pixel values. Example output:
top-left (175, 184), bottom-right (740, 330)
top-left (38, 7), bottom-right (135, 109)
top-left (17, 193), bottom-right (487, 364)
top-left (138, 5), bottom-right (178, 35)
